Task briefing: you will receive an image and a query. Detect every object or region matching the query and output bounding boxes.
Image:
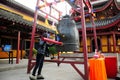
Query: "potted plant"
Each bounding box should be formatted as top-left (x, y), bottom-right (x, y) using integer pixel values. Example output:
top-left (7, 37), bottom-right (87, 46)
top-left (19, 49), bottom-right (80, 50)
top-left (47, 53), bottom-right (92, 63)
top-left (48, 46), bottom-right (57, 59)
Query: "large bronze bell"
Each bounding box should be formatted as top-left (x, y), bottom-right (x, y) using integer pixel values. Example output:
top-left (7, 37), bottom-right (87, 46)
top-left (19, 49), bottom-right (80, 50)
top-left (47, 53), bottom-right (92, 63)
top-left (56, 15), bottom-right (80, 52)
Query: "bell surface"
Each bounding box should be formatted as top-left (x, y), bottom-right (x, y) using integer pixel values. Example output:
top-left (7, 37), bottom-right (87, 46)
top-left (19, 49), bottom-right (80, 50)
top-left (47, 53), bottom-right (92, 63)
top-left (56, 15), bottom-right (80, 52)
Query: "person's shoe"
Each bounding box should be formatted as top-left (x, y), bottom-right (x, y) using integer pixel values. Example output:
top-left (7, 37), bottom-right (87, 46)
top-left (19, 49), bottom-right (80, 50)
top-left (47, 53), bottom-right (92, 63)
top-left (37, 75), bottom-right (44, 79)
top-left (29, 75), bottom-right (36, 80)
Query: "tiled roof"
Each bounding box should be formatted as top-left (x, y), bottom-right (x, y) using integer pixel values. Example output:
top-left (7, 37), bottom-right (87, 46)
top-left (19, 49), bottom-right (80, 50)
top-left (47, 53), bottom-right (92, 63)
top-left (76, 12), bottom-right (120, 28)
top-left (0, 9), bottom-right (55, 33)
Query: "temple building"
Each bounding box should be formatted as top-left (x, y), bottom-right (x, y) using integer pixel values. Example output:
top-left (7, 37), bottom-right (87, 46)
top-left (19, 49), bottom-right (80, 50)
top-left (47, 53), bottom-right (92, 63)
top-left (70, 0), bottom-right (120, 53)
top-left (1, 0), bottom-right (120, 79)
top-left (0, 0), bottom-right (58, 58)
top-left (0, 0), bottom-right (120, 59)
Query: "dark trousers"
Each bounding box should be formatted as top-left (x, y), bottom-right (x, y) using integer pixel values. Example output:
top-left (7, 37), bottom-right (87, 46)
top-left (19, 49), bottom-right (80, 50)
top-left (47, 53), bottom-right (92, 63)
top-left (32, 53), bottom-right (44, 76)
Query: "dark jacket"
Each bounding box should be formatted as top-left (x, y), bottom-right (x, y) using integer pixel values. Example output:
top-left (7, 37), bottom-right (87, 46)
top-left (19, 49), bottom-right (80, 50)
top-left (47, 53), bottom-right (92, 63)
top-left (37, 39), bottom-right (54, 55)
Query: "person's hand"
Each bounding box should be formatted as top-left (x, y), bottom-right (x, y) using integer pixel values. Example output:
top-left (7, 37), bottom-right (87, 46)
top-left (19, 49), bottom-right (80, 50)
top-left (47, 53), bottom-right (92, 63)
top-left (60, 43), bottom-right (64, 46)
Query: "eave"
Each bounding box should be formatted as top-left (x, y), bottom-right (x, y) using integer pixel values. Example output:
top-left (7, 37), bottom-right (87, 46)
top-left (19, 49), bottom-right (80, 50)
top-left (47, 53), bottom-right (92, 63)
top-left (114, 0), bottom-right (120, 10)
top-left (77, 12), bottom-right (120, 31)
top-left (0, 9), bottom-right (55, 33)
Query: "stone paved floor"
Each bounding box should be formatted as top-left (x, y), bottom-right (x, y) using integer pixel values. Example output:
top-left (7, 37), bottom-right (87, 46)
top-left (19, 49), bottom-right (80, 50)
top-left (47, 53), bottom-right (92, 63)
top-left (0, 58), bottom-right (117, 80)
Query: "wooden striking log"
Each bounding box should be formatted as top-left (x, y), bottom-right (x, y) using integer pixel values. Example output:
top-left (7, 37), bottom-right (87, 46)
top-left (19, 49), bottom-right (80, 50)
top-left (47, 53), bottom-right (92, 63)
top-left (42, 37), bottom-right (63, 45)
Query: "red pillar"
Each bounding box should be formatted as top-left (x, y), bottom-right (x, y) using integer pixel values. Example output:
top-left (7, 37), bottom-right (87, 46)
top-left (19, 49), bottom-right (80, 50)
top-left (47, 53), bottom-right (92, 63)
top-left (16, 31), bottom-right (20, 64)
top-left (112, 32), bottom-right (116, 53)
top-left (80, 0), bottom-right (89, 80)
top-left (107, 36), bottom-right (111, 52)
top-left (91, 15), bottom-right (98, 51)
top-left (27, 0), bottom-right (40, 73)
